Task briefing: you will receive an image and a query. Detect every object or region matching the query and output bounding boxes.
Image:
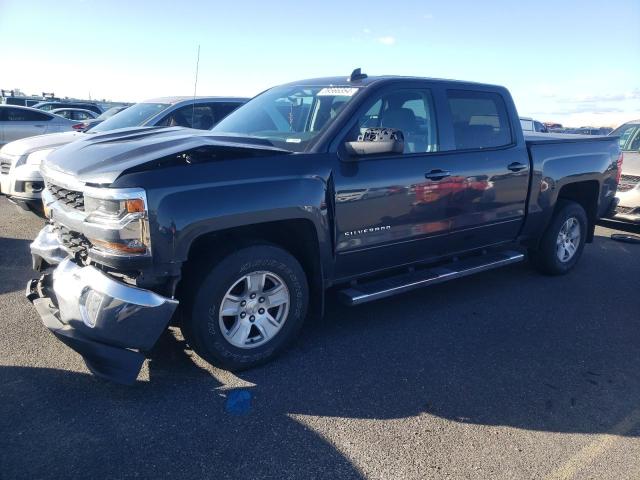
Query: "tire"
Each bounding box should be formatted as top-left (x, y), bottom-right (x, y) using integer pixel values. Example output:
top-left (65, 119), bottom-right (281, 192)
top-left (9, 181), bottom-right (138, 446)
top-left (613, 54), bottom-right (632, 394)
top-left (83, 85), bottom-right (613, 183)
top-left (182, 245), bottom-right (309, 371)
top-left (529, 200), bottom-right (588, 275)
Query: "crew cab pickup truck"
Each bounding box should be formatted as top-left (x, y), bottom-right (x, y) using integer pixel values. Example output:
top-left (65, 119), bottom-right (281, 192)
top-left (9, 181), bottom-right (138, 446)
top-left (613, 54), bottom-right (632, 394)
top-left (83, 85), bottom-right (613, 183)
top-left (27, 70), bottom-right (622, 384)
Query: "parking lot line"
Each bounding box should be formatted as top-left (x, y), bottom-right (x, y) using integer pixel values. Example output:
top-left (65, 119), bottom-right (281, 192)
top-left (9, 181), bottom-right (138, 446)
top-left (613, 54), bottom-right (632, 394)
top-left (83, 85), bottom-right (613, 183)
top-left (544, 407), bottom-right (640, 480)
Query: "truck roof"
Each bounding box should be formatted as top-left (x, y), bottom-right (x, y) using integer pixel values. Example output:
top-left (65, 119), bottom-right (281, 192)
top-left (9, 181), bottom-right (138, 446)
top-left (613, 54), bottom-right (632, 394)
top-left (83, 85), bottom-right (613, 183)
top-left (282, 75), bottom-right (507, 91)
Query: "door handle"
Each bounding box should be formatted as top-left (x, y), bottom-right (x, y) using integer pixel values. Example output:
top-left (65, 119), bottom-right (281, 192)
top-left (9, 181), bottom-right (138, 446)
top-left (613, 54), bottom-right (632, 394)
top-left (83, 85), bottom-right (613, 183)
top-left (425, 169), bottom-right (451, 180)
top-left (507, 162), bottom-right (527, 172)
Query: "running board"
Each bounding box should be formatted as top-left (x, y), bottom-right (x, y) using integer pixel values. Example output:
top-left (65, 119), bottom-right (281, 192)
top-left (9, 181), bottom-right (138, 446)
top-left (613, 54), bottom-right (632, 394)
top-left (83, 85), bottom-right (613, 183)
top-left (338, 250), bottom-right (525, 306)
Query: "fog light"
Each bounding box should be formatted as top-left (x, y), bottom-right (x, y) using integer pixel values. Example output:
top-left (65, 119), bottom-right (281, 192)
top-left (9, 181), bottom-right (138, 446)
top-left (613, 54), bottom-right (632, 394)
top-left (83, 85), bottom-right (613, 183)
top-left (25, 181), bottom-right (44, 193)
top-left (79, 289), bottom-right (105, 328)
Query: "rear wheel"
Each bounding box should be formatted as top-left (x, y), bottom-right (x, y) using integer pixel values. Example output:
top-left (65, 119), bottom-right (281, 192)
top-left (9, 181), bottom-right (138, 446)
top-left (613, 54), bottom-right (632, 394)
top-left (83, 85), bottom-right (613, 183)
top-left (182, 245), bottom-right (308, 371)
top-left (529, 200), bottom-right (588, 275)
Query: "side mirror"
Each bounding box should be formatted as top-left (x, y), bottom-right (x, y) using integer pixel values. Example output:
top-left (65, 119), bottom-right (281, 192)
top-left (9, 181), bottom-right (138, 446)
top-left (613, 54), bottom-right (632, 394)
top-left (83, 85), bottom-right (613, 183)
top-left (344, 128), bottom-right (404, 158)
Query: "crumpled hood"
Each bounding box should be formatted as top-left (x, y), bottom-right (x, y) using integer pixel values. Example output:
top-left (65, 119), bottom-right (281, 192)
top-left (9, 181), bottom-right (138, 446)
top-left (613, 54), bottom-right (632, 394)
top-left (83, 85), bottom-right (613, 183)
top-left (0, 131), bottom-right (84, 156)
top-left (622, 151), bottom-right (640, 177)
top-left (43, 126), bottom-right (290, 184)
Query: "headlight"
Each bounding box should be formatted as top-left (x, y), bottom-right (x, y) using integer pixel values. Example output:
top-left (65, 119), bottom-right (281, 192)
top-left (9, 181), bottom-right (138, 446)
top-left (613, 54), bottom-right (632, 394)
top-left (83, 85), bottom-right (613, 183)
top-left (25, 148), bottom-right (55, 166)
top-left (83, 188), bottom-right (150, 256)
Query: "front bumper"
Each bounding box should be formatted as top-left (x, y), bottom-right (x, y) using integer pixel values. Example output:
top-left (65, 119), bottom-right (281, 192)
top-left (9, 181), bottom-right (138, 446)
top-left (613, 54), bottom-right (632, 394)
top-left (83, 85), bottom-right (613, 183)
top-left (0, 162), bottom-right (44, 201)
top-left (27, 227), bottom-right (178, 384)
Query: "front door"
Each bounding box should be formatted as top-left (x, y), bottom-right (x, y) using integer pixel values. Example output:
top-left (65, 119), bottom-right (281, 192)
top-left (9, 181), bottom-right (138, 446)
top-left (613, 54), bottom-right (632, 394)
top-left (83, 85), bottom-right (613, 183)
top-left (333, 86), bottom-right (452, 279)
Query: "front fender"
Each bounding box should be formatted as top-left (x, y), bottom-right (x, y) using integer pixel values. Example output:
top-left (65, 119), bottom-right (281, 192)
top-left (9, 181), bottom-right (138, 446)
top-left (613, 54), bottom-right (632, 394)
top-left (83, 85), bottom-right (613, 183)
top-left (115, 153), bottom-right (335, 280)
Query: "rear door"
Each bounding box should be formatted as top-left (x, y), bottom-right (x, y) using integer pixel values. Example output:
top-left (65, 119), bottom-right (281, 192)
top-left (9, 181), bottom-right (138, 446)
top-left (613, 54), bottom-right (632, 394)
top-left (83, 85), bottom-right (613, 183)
top-left (439, 89), bottom-right (530, 253)
top-left (2, 108), bottom-right (52, 142)
top-left (332, 85), bottom-right (451, 278)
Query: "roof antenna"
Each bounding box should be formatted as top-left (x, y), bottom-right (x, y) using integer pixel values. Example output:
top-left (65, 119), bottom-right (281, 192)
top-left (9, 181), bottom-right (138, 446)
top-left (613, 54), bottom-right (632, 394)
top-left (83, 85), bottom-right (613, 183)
top-left (348, 68), bottom-right (368, 82)
top-left (191, 44), bottom-right (201, 127)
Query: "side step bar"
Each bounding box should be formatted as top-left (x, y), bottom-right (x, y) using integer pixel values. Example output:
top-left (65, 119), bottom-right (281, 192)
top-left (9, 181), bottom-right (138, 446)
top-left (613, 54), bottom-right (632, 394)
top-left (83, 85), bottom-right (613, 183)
top-left (338, 250), bottom-right (525, 306)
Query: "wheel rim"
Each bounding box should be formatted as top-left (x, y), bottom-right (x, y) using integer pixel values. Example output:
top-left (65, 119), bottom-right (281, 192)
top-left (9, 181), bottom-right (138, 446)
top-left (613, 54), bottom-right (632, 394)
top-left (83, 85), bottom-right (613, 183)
top-left (556, 217), bottom-right (581, 263)
top-left (218, 271), bottom-right (290, 349)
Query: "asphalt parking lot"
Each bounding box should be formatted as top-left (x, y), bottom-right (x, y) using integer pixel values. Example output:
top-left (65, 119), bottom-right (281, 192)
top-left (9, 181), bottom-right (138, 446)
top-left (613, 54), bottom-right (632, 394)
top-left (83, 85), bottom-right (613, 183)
top-left (0, 196), bottom-right (639, 480)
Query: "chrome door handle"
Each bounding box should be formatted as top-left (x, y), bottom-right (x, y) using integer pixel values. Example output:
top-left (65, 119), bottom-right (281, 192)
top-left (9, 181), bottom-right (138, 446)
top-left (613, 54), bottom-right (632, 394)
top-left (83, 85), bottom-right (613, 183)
top-left (425, 169), bottom-right (451, 180)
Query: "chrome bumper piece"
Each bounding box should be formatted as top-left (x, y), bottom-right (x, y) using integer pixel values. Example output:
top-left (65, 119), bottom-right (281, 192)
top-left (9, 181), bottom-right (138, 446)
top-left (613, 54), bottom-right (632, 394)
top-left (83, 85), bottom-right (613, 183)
top-left (30, 224), bottom-right (69, 270)
top-left (27, 226), bottom-right (178, 384)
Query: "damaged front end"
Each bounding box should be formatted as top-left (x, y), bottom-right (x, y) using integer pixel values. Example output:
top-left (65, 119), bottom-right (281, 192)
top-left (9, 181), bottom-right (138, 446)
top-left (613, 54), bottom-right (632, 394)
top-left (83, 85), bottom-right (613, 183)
top-left (27, 168), bottom-right (178, 384)
top-left (28, 227), bottom-right (178, 384)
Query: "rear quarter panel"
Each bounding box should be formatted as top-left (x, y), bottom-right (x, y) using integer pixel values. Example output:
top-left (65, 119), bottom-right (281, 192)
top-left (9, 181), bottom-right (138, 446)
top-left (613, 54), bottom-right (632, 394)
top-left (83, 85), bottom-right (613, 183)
top-left (520, 137), bottom-right (620, 243)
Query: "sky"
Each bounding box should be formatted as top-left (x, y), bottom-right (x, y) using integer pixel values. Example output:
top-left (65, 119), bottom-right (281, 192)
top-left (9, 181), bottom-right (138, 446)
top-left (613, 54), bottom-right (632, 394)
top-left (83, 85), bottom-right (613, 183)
top-left (1, 0), bottom-right (639, 127)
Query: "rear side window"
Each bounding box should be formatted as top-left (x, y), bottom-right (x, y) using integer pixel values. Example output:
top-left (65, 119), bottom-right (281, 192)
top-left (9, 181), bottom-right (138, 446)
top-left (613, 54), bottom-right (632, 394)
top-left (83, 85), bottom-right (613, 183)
top-left (0, 108), bottom-right (51, 121)
top-left (447, 90), bottom-right (512, 150)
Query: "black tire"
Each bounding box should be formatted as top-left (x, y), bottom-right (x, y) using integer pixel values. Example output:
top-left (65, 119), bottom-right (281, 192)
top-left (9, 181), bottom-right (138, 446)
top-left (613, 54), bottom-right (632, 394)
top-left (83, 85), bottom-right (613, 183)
top-left (529, 200), bottom-right (588, 275)
top-left (182, 245), bottom-right (309, 371)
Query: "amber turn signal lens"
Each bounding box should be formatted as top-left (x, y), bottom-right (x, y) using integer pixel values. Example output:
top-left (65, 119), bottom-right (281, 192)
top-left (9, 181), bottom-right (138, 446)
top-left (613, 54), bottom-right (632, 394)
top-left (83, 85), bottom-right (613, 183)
top-left (125, 198), bottom-right (145, 213)
top-left (90, 238), bottom-right (147, 254)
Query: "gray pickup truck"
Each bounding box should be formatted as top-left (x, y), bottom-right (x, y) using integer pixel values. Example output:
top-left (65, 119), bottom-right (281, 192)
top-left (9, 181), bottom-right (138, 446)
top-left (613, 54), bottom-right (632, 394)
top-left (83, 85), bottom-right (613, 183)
top-left (27, 70), bottom-right (621, 384)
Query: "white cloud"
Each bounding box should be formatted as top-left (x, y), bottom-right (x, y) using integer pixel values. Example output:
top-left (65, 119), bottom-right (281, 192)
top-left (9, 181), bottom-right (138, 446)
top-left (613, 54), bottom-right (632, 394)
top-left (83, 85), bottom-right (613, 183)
top-left (377, 36), bottom-right (396, 45)
top-left (423, 13), bottom-right (434, 19)
top-left (362, 28), bottom-right (371, 34)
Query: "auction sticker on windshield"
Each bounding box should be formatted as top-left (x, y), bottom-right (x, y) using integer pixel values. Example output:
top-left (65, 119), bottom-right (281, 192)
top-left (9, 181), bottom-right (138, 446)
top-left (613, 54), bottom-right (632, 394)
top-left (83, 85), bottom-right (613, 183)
top-left (317, 87), bottom-right (359, 96)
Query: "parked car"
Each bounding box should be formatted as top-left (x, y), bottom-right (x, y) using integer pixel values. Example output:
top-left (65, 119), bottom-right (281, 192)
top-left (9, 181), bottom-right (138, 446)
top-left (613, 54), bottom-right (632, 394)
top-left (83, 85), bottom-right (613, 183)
top-left (32, 101), bottom-right (103, 115)
top-left (608, 119), bottom-right (640, 222)
top-left (520, 117), bottom-right (548, 133)
top-left (0, 96), bottom-right (247, 216)
top-left (0, 105), bottom-right (76, 146)
top-left (50, 108), bottom-right (99, 121)
top-left (26, 71), bottom-right (621, 384)
top-left (73, 105), bottom-right (129, 131)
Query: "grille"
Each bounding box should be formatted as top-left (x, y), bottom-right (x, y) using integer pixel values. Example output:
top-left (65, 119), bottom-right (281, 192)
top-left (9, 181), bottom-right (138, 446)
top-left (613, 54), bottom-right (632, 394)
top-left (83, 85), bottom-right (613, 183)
top-left (55, 224), bottom-right (91, 259)
top-left (47, 183), bottom-right (85, 211)
top-left (0, 155), bottom-right (12, 175)
top-left (618, 174), bottom-right (640, 193)
top-left (616, 206), bottom-right (637, 215)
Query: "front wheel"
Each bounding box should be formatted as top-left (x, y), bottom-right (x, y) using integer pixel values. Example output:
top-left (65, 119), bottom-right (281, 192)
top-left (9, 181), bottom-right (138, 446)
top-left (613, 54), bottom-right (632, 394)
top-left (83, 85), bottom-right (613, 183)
top-left (182, 245), bottom-right (309, 371)
top-left (529, 200), bottom-right (588, 275)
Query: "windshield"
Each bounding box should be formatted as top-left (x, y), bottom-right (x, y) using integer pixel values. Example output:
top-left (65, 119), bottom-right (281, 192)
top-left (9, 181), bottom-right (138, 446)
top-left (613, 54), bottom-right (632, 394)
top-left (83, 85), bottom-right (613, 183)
top-left (211, 85), bottom-right (361, 151)
top-left (610, 123), bottom-right (640, 151)
top-left (90, 102), bottom-right (170, 133)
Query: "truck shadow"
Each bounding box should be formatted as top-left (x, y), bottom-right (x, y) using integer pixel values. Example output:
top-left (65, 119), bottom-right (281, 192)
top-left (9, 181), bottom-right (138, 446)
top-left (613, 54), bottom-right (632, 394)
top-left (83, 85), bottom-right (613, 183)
top-left (1, 232), bottom-right (639, 479)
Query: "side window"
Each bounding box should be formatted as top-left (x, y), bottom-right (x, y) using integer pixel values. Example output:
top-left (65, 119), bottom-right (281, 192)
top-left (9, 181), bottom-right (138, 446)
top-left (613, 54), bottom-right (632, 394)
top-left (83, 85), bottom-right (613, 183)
top-left (447, 90), bottom-right (512, 150)
top-left (158, 104), bottom-right (214, 129)
top-left (5, 108), bottom-right (51, 121)
top-left (352, 89), bottom-right (439, 154)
